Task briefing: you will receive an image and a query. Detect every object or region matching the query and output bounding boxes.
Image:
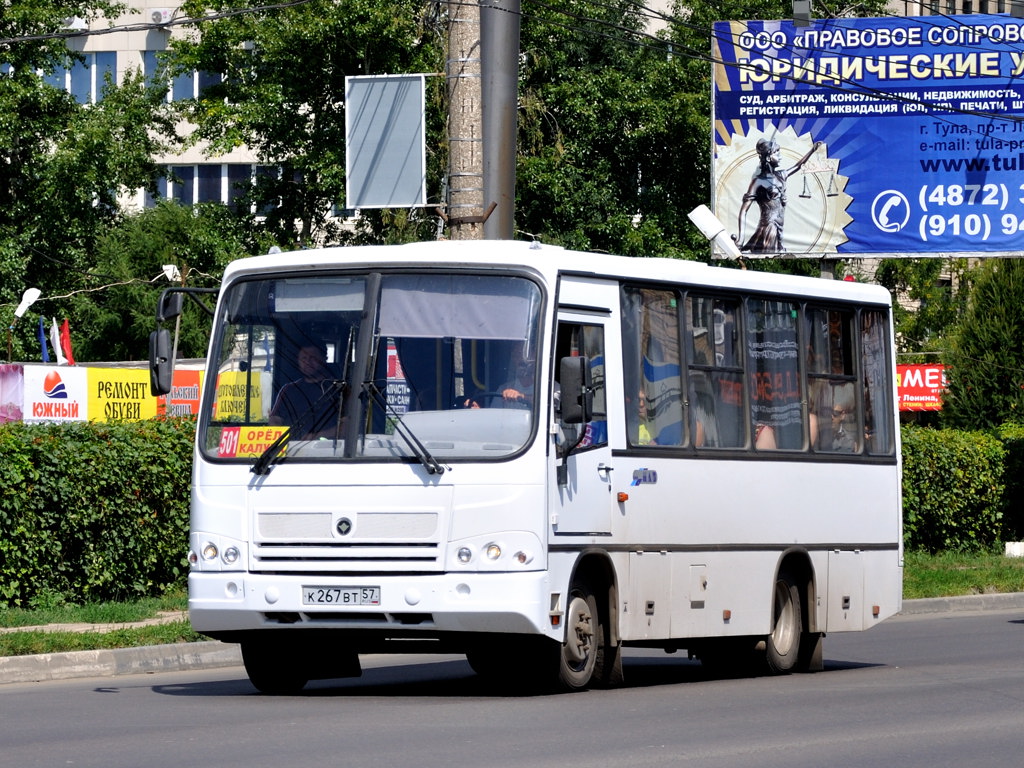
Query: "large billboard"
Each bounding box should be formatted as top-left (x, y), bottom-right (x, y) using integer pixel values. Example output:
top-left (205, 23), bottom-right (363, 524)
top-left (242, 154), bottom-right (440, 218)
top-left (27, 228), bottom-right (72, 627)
top-left (713, 14), bottom-right (1024, 257)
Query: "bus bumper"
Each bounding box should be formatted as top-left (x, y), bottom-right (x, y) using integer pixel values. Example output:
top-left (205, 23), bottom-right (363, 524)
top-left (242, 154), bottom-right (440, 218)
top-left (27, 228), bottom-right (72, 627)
top-left (188, 570), bottom-right (557, 639)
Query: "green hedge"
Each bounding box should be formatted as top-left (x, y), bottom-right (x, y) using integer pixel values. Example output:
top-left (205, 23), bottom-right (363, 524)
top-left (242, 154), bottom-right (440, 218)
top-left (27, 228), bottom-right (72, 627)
top-left (994, 422), bottom-right (1024, 541)
top-left (901, 424), bottom-right (1005, 553)
top-left (0, 419), bottom-right (194, 608)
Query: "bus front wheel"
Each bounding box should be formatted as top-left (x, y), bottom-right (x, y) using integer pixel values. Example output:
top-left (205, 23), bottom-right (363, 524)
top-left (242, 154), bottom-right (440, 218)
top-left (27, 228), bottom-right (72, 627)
top-left (557, 582), bottom-right (600, 691)
top-left (241, 641), bottom-right (309, 695)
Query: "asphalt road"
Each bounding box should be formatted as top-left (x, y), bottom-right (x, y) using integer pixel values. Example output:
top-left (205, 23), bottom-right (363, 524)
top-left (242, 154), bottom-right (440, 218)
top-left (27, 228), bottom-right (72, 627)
top-left (1, 600), bottom-right (1022, 768)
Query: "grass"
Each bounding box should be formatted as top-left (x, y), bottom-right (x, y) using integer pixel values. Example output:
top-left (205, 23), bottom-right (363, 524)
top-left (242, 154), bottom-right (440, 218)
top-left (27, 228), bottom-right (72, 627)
top-left (902, 550), bottom-right (1024, 599)
top-left (0, 589), bottom-right (205, 658)
top-left (1, 553), bottom-right (1023, 657)
top-left (0, 590), bottom-right (187, 629)
top-left (0, 621), bottom-right (207, 657)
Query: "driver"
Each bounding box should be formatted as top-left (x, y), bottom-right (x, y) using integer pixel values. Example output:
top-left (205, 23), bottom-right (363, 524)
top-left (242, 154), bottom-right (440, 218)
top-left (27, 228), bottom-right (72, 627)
top-left (269, 343), bottom-right (343, 439)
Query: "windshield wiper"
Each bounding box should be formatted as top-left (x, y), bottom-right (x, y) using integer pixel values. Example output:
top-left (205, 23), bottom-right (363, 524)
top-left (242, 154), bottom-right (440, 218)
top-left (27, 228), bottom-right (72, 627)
top-left (251, 380), bottom-right (345, 476)
top-left (366, 383), bottom-right (446, 475)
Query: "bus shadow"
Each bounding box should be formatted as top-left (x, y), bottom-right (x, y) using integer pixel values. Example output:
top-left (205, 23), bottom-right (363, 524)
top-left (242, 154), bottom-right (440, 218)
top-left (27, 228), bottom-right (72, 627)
top-left (151, 655), bottom-right (884, 698)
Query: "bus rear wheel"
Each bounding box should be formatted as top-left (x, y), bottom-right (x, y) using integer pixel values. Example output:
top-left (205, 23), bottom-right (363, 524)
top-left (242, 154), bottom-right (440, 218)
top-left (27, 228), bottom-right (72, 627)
top-left (762, 571), bottom-right (802, 674)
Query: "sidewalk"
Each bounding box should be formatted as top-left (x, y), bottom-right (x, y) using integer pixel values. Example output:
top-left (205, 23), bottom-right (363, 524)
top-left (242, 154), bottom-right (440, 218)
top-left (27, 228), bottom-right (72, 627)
top-left (2, 593), bottom-right (1023, 685)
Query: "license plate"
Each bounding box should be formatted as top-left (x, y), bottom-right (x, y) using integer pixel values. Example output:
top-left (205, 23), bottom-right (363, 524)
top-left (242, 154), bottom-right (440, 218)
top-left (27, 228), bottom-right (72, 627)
top-left (302, 586), bottom-right (380, 606)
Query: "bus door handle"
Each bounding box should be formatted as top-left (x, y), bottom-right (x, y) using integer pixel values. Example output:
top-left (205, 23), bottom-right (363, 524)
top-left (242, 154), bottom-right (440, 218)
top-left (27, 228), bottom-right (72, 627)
top-left (597, 463), bottom-right (613, 478)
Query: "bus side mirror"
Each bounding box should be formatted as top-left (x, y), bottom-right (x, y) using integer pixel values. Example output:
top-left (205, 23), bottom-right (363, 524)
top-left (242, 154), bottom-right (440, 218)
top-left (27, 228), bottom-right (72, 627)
top-left (157, 291), bottom-right (184, 322)
top-left (559, 355), bottom-right (592, 425)
top-left (149, 328), bottom-right (172, 396)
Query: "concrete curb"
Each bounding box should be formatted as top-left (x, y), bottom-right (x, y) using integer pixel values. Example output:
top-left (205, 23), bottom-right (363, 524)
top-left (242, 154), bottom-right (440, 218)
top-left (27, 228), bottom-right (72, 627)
top-left (897, 591), bottom-right (1024, 615)
top-left (0, 640), bottom-right (242, 685)
top-left (2, 593), bottom-right (1022, 685)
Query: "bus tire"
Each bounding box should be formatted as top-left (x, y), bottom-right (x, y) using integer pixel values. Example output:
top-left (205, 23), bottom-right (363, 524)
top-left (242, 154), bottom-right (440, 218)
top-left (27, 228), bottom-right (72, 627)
top-left (763, 571), bottom-right (802, 674)
top-left (556, 581), bottom-right (600, 691)
top-left (241, 641), bottom-right (309, 695)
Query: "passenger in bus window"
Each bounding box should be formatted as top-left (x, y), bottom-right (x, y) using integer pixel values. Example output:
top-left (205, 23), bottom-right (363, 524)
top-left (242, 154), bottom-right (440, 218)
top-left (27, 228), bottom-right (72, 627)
top-left (632, 388), bottom-right (654, 445)
top-left (830, 383), bottom-right (857, 452)
top-left (269, 343), bottom-right (344, 439)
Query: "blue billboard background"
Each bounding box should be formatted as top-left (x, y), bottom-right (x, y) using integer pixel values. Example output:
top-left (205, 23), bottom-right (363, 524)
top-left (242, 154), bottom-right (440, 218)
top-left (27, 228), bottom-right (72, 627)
top-left (712, 15), bottom-right (1024, 256)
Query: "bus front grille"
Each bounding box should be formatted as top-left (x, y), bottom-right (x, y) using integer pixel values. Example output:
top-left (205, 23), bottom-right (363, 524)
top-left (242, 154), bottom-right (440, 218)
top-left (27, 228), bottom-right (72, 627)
top-left (251, 541), bottom-right (442, 571)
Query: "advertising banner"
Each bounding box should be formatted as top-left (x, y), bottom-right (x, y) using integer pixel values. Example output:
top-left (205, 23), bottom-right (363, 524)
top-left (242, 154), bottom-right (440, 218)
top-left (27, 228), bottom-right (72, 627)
top-left (896, 363), bottom-right (947, 410)
top-left (712, 14), bottom-right (1024, 257)
top-left (23, 366), bottom-right (89, 422)
top-left (89, 368), bottom-right (158, 421)
top-left (211, 370), bottom-right (268, 423)
top-left (157, 369), bottom-right (204, 418)
top-left (0, 364), bottom-right (24, 423)
top-left (16, 365), bottom-right (204, 423)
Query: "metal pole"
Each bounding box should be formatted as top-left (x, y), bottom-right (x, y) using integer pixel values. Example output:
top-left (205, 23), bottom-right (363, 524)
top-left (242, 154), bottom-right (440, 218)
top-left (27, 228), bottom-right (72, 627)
top-left (481, 0), bottom-right (521, 241)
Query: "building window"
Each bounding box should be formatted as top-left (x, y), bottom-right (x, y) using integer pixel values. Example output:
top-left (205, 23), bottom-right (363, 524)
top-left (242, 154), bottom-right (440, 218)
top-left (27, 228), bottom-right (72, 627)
top-left (143, 51), bottom-right (221, 101)
top-left (147, 165), bottom-right (281, 210)
top-left (44, 52), bottom-right (116, 104)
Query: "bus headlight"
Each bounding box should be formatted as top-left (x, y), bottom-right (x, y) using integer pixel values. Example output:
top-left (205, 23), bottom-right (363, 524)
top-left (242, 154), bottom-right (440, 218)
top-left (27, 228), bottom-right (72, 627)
top-left (190, 533), bottom-right (246, 572)
top-left (449, 533), bottom-right (542, 570)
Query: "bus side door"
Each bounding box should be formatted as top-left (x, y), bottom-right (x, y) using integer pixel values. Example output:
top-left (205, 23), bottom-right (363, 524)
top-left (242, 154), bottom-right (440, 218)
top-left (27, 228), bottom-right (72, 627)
top-left (551, 310), bottom-right (617, 536)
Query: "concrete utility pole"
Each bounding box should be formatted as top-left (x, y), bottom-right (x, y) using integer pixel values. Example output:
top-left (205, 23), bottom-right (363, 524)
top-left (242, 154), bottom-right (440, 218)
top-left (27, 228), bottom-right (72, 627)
top-left (447, 0), bottom-right (484, 240)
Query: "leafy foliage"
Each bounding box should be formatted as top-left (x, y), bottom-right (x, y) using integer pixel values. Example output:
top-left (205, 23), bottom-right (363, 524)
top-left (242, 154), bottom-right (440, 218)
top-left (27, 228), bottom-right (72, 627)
top-left (517, 0), bottom-right (706, 257)
top-left (901, 424), bottom-right (1005, 553)
top-left (68, 201), bottom-right (256, 362)
top-left (875, 258), bottom-right (970, 361)
top-left (1, 2), bottom-right (174, 359)
top-left (941, 259), bottom-right (1024, 429)
top-left (994, 422), bottom-right (1024, 542)
top-left (168, 0), bottom-right (446, 247)
top-left (0, 419), bottom-right (194, 607)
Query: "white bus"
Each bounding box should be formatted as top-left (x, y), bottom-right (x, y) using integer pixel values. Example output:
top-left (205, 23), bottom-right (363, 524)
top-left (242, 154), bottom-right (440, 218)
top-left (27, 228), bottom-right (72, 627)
top-left (169, 240), bottom-right (902, 693)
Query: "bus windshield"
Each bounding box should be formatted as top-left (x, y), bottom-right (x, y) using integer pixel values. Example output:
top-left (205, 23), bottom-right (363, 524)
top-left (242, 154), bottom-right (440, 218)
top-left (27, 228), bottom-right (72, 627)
top-left (201, 271), bottom-right (545, 465)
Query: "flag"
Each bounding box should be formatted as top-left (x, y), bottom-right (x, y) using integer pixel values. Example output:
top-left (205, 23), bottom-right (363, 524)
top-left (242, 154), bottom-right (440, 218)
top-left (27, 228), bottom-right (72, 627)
top-left (50, 318), bottom-right (67, 366)
top-left (60, 319), bottom-right (75, 365)
top-left (38, 316), bottom-right (50, 363)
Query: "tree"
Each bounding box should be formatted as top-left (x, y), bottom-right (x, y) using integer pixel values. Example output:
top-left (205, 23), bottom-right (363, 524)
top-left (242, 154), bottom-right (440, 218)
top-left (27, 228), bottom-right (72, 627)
top-left (1, 1), bottom-right (172, 360)
top-left (516, 0), bottom-right (706, 257)
top-left (68, 201), bottom-right (259, 362)
top-left (941, 258), bottom-right (1024, 430)
top-left (168, 0), bottom-right (446, 247)
top-left (876, 257), bottom-right (970, 362)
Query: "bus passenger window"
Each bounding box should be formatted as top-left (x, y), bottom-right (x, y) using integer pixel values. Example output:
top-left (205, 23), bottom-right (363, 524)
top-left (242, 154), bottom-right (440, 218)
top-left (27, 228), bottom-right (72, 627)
top-left (686, 295), bottom-right (744, 448)
top-left (621, 287), bottom-right (683, 447)
top-left (746, 299), bottom-right (802, 451)
top-left (806, 308), bottom-right (860, 453)
top-left (861, 310), bottom-right (894, 455)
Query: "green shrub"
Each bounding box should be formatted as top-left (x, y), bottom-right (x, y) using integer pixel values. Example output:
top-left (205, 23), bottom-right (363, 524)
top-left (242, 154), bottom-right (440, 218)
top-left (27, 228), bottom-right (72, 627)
top-left (902, 424), bottom-right (1005, 553)
top-left (994, 422), bottom-right (1024, 541)
top-left (0, 419), bottom-right (194, 607)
